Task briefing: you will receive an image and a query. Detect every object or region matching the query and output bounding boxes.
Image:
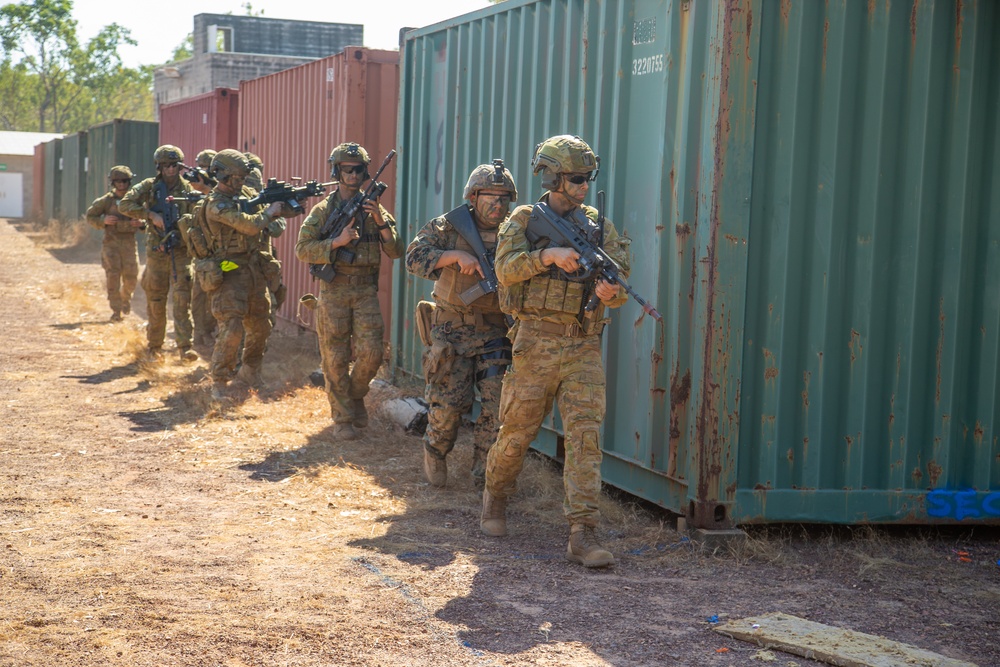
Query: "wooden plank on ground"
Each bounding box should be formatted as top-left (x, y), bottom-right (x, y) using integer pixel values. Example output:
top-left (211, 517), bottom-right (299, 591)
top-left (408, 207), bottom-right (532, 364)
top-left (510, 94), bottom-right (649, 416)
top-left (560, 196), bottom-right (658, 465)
top-left (714, 612), bottom-right (977, 667)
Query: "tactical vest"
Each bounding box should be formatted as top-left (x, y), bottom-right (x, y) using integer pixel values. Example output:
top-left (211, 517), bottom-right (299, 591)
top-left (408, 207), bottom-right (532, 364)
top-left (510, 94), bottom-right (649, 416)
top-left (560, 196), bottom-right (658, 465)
top-left (499, 204), bottom-right (606, 325)
top-left (107, 196), bottom-right (135, 235)
top-left (330, 191), bottom-right (382, 272)
top-left (204, 194), bottom-right (262, 256)
top-left (433, 226), bottom-right (502, 313)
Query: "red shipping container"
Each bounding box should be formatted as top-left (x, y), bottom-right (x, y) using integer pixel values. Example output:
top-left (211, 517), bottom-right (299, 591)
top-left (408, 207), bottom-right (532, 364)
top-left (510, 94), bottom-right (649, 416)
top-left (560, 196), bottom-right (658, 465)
top-left (158, 88), bottom-right (240, 164)
top-left (238, 47), bottom-right (400, 335)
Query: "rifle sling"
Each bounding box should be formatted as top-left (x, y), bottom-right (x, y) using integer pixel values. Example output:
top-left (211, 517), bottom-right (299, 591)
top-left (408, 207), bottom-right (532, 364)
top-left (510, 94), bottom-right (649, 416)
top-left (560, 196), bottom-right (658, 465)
top-left (443, 204), bottom-right (493, 273)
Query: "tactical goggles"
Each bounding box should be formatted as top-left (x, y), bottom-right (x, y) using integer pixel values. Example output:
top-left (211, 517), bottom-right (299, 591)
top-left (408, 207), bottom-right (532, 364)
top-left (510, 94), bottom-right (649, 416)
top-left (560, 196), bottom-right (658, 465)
top-left (339, 164), bottom-right (366, 175)
top-left (477, 192), bottom-right (512, 203)
top-left (564, 172), bottom-right (595, 185)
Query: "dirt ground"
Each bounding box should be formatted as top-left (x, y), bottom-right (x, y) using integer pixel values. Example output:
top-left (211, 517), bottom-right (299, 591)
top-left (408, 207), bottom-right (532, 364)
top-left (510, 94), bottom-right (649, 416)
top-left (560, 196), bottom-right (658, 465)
top-left (0, 217), bottom-right (997, 667)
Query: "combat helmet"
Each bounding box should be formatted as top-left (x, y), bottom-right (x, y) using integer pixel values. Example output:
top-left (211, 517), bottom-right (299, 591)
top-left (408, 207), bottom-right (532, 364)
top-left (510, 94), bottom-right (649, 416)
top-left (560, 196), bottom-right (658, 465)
top-left (195, 149), bottom-right (217, 170)
top-left (531, 135), bottom-right (600, 190)
top-left (463, 160), bottom-right (518, 202)
top-left (153, 144), bottom-right (184, 167)
top-left (210, 149), bottom-right (251, 182)
top-left (244, 152), bottom-right (263, 171)
top-left (108, 165), bottom-right (134, 182)
top-left (328, 142), bottom-right (370, 179)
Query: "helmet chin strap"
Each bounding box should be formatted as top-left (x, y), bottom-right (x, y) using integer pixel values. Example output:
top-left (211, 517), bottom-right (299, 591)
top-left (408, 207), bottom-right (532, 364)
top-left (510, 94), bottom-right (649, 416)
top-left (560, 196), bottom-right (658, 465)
top-left (553, 176), bottom-right (586, 208)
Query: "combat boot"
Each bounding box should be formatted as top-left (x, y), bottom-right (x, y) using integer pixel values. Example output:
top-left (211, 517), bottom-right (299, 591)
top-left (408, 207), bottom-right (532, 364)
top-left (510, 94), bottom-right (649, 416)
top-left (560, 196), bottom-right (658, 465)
top-left (423, 450), bottom-right (447, 487)
top-left (121, 302), bottom-right (130, 315)
top-left (352, 398), bottom-right (369, 428)
top-left (210, 382), bottom-right (228, 401)
top-left (332, 422), bottom-right (359, 441)
top-left (480, 489), bottom-right (507, 537)
top-left (110, 310), bottom-right (122, 322)
top-left (566, 524), bottom-right (615, 568)
top-left (179, 346), bottom-right (199, 363)
top-left (146, 346), bottom-right (164, 362)
top-left (235, 364), bottom-right (263, 389)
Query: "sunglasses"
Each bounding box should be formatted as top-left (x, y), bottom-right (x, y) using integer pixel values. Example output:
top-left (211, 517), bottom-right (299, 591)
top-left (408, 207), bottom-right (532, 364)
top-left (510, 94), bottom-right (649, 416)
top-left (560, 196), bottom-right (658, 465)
top-left (477, 192), bottom-right (511, 203)
top-left (112, 179), bottom-right (131, 184)
top-left (339, 164), bottom-right (366, 175)
top-left (161, 163), bottom-right (180, 170)
top-left (564, 173), bottom-right (594, 185)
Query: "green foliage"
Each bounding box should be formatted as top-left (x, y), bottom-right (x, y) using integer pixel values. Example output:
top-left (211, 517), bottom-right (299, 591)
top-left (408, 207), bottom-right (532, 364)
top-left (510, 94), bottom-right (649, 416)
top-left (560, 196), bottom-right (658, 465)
top-left (170, 33), bottom-right (193, 63)
top-left (0, 0), bottom-right (153, 132)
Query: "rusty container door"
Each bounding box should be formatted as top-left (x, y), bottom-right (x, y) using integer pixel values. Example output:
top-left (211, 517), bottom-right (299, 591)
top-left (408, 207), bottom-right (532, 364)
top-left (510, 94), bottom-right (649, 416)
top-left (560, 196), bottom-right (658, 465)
top-left (238, 47), bottom-right (400, 336)
top-left (158, 88), bottom-right (240, 162)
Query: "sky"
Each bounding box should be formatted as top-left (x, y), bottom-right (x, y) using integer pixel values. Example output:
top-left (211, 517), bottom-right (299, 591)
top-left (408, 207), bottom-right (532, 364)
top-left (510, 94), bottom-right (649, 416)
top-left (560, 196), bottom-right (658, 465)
top-left (71, 0), bottom-right (493, 69)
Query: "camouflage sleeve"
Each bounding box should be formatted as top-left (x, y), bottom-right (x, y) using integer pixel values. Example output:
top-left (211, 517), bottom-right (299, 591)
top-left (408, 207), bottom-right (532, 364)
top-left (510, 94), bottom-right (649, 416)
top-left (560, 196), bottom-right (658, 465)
top-left (85, 194), bottom-right (110, 229)
top-left (495, 205), bottom-right (548, 287)
top-left (295, 199), bottom-right (335, 264)
top-left (207, 197), bottom-right (269, 236)
top-left (377, 204), bottom-right (405, 259)
top-left (405, 216), bottom-right (452, 280)
top-left (118, 179), bottom-right (153, 221)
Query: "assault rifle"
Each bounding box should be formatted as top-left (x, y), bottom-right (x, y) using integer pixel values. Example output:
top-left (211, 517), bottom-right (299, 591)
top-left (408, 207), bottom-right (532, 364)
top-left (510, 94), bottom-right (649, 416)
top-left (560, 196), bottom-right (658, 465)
top-left (180, 162), bottom-right (216, 188)
top-left (239, 178), bottom-right (335, 216)
top-left (150, 180), bottom-right (184, 255)
top-left (443, 203), bottom-right (513, 328)
top-left (309, 149), bottom-right (396, 284)
top-left (525, 192), bottom-right (662, 322)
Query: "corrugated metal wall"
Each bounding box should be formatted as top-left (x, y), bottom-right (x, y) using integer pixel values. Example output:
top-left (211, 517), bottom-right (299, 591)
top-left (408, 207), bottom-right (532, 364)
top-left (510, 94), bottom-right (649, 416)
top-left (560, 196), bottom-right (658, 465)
top-left (42, 139), bottom-right (61, 221)
top-left (85, 119), bottom-right (160, 210)
top-left (395, 0), bottom-right (1000, 527)
top-left (239, 47), bottom-right (400, 334)
top-left (59, 131), bottom-right (88, 220)
top-left (158, 88), bottom-right (240, 163)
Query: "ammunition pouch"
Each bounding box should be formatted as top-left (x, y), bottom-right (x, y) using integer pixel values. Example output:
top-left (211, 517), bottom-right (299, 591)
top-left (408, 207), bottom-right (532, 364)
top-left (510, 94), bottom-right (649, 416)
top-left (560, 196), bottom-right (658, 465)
top-left (194, 257), bottom-right (223, 292)
top-left (259, 253), bottom-right (283, 293)
top-left (422, 325), bottom-right (455, 385)
top-left (415, 300), bottom-right (435, 347)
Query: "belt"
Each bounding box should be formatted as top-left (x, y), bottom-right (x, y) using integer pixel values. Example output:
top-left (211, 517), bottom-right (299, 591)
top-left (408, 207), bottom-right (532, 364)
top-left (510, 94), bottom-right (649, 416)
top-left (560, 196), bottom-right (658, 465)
top-left (433, 308), bottom-right (507, 328)
top-left (329, 272), bottom-right (378, 286)
top-left (518, 318), bottom-right (603, 338)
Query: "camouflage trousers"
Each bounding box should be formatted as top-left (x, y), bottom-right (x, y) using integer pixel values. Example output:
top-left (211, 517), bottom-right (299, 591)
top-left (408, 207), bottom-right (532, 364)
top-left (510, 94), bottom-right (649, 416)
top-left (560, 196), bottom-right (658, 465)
top-left (316, 282), bottom-right (384, 424)
top-left (210, 256), bottom-right (272, 383)
top-left (485, 325), bottom-right (606, 527)
top-left (101, 232), bottom-right (138, 314)
top-left (141, 247), bottom-right (193, 349)
top-left (191, 277), bottom-right (217, 344)
top-left (423, 320), bottom-right (509, 475)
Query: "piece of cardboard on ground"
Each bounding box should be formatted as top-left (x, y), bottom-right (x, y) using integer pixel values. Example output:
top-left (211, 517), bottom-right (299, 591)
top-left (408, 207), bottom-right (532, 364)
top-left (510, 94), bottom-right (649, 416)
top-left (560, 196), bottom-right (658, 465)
top-left (714, 612), bottom-right (977, 667)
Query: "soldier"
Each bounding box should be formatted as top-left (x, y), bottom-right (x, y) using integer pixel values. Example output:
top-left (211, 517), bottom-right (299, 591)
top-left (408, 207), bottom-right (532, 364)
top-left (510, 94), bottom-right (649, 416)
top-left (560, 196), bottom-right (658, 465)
top-left (481, 135), bottom-right (630, 569)
top-left (241, 152), bottom-right (287, 320)
top-left (199, 149), bottom-right (286, 399)
top-left (86, 165), bottom-right (143, 321)
top-left (243, 152), bottom-right (263, 192)
top-left (295, 142), bottom-right (403, 440)
top-left (405, 162), bottom-right (517, 487)
top-left (119, 145), bottom-right (199, 361)
top-left (186, 149), bottom-right (218, 351)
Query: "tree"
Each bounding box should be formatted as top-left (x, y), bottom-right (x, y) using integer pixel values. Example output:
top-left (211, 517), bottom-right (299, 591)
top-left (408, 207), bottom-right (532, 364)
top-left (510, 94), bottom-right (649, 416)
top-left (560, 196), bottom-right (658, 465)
top-left (0, 0), bottom-right (153, 132)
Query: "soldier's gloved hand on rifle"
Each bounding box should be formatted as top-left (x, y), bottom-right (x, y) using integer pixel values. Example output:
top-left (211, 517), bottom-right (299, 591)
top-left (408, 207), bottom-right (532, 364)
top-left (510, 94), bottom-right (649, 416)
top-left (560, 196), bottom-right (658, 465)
top-left (103, 214), bottom-right (120, 226)
top-left (438, 249), bottom-right (485, 277)
top-left (266, 218), bottom-right (286, 237)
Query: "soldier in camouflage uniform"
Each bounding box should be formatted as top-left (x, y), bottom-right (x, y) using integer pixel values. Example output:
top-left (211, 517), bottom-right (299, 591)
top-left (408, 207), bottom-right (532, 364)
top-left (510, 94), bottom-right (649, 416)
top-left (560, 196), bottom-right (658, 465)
top-left (405, 163), bottom-right (517, 487)
top-left (119, 145), bottom-right (199, 361)
top-left (186, 149), bottom-right (218, 351)
top-left (200, 149), bottom-right (287, 399)
top-left (295, 142), bottom-right (404, 440)
top-left (86, 165), bottom-right (143, 321)
top-left (242, 152), bottom-right (287, 320)
top-left (482, 135), bottom-right (630, 569)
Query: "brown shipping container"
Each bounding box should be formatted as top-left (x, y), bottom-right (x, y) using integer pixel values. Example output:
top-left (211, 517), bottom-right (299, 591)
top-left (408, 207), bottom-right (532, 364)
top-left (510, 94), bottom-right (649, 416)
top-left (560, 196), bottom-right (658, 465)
top-left (32, 143), bottom-right (45, 222)
top-left (159, 88), bottom-right (240, 164)
top-left (238, 47), bottom-right (400, 335)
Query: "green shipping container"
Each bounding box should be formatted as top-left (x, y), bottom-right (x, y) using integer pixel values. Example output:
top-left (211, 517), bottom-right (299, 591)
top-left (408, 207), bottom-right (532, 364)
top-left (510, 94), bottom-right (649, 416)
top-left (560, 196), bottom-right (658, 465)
top-left (393, 0), bottom-right (1000, 527)
top-left (42, 138), bottom-right (61, 221)
top-left (60, 131), bottom-right (87, 220)
top-left (85, 119), bottom-right (159, 210)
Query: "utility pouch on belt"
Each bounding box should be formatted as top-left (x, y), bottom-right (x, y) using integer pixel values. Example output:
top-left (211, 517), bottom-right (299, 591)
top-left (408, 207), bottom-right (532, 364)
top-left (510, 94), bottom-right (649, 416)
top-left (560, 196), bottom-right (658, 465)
top-left (260, 253), bottom-right (283, 293)
top-left (415, 300), bottom-right (435, 347)
top-left (194, 257), bottom-right (223, 292)
top-left (423, 331), bottom-right (455, 385)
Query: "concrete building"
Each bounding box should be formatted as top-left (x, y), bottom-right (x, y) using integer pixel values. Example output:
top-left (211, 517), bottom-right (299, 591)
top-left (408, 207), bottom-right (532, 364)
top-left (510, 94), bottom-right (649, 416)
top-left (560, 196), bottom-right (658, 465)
top-left (0, 131), bottom-right (64, 219)
top-left (154, 13), bottom-right (363, 113)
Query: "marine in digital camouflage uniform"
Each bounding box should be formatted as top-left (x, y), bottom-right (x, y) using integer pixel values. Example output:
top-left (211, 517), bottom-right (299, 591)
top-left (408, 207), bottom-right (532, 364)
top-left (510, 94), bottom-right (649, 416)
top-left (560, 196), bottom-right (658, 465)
top-left (405, 162), bottom-right (518, 487)
top-left (295, 142), bottom-right (404, 441)
top-left (186, 148), bottom-right (218, 350)
top-left (86, 165), bottom-right (142, 321)
top-left (200, 149), bottom-right (287, 398)
top-left (482, 135), bottom-right (631, 569)
top-left (118, 145), bottom-right (199, 361)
